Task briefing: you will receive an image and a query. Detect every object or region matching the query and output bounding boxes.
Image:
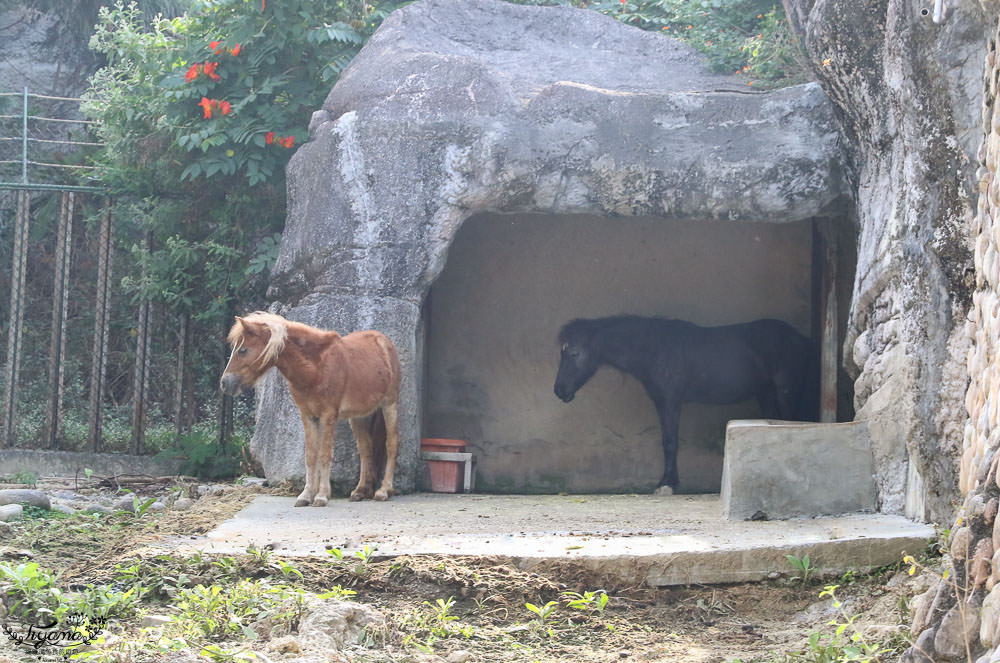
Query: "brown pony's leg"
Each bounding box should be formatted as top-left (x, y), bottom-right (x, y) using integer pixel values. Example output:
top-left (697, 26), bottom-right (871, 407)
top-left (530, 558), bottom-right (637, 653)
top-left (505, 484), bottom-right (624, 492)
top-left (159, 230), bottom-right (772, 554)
top-left (296, 412), bottom-right (321, 507)
top-left (374, 402), bottom-right (399, 501)
top-left (349, 415), bottom-right (376, 501)
top-left (311, 415), bottom-right (337, 507)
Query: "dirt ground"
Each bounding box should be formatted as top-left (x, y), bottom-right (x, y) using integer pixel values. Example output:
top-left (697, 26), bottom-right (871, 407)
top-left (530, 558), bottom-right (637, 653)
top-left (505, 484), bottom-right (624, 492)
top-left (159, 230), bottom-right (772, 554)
top-left (0, 480), bottom-right (935, 662)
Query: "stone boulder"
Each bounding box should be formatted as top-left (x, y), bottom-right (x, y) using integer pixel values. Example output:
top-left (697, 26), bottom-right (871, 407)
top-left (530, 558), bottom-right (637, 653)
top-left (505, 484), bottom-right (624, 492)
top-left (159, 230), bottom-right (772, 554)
top-left (253, 0), bottom-right (845, 491)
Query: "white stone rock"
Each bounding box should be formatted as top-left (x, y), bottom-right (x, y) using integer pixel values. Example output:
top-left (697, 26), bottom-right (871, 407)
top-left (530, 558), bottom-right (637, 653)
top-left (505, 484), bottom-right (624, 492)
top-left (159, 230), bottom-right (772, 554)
top-left (0, 489), bottom-right (49, 510)
top-left (297, 598), bottom-right (385, 651)
top-left (984, 585), bottom-right (1000, 648)
top-left (937, 598), bottom-right (982, 660)
top-left (140, 615), bottom-right (172, 628)
top-left (0, 504), bottom-right (23, 521)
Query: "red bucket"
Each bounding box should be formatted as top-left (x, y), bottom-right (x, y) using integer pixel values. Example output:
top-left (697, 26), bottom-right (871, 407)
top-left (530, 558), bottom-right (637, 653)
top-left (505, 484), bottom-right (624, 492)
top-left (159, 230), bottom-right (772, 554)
top-left (421, 438), bottom-right (467, 493)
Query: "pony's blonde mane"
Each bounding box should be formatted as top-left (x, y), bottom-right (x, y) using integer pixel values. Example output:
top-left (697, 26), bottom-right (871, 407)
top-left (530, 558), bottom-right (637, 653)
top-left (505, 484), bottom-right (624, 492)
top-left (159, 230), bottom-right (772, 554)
top-left (229, 311), bottom-right (289, 366)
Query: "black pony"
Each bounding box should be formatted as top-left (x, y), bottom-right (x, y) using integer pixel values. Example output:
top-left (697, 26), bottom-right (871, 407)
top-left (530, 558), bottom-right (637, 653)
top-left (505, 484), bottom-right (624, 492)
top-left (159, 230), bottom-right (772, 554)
top-left (553, 316), bottom-right (815, 494)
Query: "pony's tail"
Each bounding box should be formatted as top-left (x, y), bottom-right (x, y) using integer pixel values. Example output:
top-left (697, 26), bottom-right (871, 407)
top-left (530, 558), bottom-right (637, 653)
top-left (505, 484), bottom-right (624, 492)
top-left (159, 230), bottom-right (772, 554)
top-left (370, 408), bottom-right (388, 481)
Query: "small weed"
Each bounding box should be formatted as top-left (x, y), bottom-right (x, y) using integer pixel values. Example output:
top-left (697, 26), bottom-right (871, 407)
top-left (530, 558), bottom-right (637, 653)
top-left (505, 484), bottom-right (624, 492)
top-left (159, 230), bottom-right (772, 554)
top-left (171, 580), bottom-right (306, 642)
top-left (244, 543), bottom-right (272, 565)
top-left (766, 585), bottom-right (899, 663)
top-left (317, 585), bottom-right (357, 601)
top-left (786, 553), bottom-right (816, 584)
top-left (398, 595), bottom-right (473, 653)
top-left (0, 561), bottom-right (64, 622)
top-left (326, 544), bottom-right (378, 583)
top-left (13, 471), bottom-right (38, 486)
top-left (525, 599), bottom-right (560, 636)
top-left (562, 589), bottom-right (610, 617)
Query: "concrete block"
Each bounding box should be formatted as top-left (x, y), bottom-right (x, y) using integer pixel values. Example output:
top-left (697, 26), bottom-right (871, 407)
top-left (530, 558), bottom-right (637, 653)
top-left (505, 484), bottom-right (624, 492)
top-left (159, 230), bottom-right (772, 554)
top-left (721, 419), bottom-right (875, 520)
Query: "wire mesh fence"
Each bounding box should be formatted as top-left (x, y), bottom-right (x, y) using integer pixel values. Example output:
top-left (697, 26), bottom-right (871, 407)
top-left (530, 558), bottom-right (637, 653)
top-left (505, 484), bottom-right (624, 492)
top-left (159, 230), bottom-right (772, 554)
top-left (0, 89), bottom-right (241, 459)
top-left (0, 88), bottom-right (103, 191)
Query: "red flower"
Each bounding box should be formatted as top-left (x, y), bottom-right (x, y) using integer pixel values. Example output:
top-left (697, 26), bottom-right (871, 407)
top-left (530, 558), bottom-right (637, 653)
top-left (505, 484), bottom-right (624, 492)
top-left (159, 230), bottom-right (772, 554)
top-left (220, 101), bottom-right (232, 115)
top-left (185, 64), bottom-right (200, 82)
top-left (265, 131), bottom-right (275, 145)
top-left (210, 40), bottom-right (222, 53)
top-left (282, 136), bottom-right (295, 148)
top-left (203, 61), bottom-right (221, 81)
top-left (198, 97), bottom-right (213, 118)
top-left (231, 43), bottom-right (241, 56)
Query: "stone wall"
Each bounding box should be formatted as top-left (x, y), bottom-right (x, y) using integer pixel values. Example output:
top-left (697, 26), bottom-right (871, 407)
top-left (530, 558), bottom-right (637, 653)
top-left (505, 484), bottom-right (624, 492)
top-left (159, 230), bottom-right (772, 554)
top-left (905, 15), bottom-right (1000, 663)
top-left (259, 0), bottom-right (847, 495)
top-left (784, 0), bottom-right (984, 524)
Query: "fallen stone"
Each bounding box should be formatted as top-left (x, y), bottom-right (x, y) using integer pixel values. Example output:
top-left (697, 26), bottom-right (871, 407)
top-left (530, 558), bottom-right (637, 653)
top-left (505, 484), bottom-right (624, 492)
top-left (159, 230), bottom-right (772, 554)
top-left (267, 636), bottom-right (301, 654)
top-left (114, 495), bottom-right (137, 512)
top-left (51, 504), bottom-right (76, 516)
top-left (297, 598), bottom-right (386, 651)
top-left (0, 489), bottom-right (50, 510)
top-left (84, 505), bottom-right (115, 515)
top-left (445, 651), bottom-right (471, 663)
top-left (0, 504), bottom-right (23, 521)
top-left (173, 497), bottom-right (195, 511)
top-left (140, 615), bottom-right (172, 628)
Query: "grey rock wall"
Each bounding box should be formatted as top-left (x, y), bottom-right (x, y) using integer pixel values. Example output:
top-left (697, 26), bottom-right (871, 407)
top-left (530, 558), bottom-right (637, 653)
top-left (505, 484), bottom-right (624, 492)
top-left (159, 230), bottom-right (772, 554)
top-left (256, 0), bottom-right (846, 492)
top-left (784, 0), bottom-right (984, 522)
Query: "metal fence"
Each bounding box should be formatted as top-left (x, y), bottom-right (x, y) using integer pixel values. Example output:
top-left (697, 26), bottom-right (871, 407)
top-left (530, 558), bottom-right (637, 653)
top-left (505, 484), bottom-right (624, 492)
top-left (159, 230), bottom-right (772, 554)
top-left (0, 88), bottom-right (232, 454)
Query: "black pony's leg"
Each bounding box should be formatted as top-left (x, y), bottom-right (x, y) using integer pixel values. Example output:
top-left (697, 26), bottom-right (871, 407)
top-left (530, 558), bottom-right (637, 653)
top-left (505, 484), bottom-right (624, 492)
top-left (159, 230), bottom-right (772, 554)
top-left (653, 398), bottom-right (681, 493)
top-left (756, 384), bottom-right (781, 419)
top-left (766, 372), bottom-right (799, 420)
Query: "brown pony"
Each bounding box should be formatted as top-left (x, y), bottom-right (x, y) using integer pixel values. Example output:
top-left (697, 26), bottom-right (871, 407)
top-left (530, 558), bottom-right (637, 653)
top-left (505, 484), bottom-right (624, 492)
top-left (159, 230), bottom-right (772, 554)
top-left (220, 312), bottom-right (401, 506)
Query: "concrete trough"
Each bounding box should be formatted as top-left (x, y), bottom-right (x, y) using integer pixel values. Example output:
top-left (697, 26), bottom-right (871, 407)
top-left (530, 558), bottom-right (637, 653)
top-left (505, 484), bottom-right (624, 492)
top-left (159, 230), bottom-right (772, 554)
top-left (176, 492), bottom-right (934, 587)
top-left (721, 419), bottom-right (876, 521)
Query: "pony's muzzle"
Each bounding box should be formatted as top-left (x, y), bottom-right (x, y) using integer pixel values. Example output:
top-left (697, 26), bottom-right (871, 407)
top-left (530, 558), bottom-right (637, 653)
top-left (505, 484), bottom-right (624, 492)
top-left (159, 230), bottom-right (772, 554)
top-left (220, 373), bottom-right (244, 396)
top-left (554, 385), bottom-right (574, 403)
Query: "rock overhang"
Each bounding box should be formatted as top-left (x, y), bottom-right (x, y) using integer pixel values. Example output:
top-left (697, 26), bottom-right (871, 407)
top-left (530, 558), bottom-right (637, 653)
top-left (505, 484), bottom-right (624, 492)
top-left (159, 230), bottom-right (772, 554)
top-left (259, 0), bottom-right (850, 491)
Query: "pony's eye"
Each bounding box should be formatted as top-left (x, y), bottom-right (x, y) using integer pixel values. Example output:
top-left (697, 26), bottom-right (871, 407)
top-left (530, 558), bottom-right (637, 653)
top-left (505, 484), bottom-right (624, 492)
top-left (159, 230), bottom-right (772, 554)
top-left (237, 348), bottom-right (248, 356)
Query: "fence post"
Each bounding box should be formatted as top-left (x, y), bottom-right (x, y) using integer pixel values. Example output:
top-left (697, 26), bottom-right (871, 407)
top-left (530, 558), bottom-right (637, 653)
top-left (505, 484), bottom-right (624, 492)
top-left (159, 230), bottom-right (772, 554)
top-left (46, 191), bottom-right (74, 448)
top-left (174, 312), bottom-right (191, 439)
top-left (2, 190), bottom-right (29, 447)
top-left (89, 200), bottom-right (113, 451)
top-left (131, 230), bottom-right (153, 455)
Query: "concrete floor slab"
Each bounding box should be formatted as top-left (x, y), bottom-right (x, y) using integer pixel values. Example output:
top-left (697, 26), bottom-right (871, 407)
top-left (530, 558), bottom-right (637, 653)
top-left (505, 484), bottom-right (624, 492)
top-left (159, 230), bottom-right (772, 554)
top-left (178, 493), bottom-right (936, 587)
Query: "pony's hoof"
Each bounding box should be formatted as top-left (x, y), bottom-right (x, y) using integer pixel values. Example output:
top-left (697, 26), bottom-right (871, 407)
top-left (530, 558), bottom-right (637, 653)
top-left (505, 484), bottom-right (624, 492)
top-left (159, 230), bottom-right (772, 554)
top-left (294, 498), bottom-right (311, 507)
top-left (374, 489), bottom-right (393, 501)
top-left (653, 485), bottom-right (675, 496)
top-left (349, 489), bottom-right (371, 502)
top-left (311, 496), bottom-right (328, 507)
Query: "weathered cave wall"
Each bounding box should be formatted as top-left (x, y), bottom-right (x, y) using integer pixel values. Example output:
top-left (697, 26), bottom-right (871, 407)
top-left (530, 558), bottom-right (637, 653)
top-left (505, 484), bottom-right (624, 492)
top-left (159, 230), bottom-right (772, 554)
top-left (256, 0), bottom-right (846, 494)
top-left (783, 0), bottom-right (997, 660)
top-left (426, 213), bottom-right (813, 494)
top-left (783, 0), bottom-right (984, 523)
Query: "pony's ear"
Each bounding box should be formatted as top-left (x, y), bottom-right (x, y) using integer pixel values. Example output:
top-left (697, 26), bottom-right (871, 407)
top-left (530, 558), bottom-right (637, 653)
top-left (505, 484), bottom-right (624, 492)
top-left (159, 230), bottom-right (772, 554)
top-left (240, 318), bottom-right (263, 337)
